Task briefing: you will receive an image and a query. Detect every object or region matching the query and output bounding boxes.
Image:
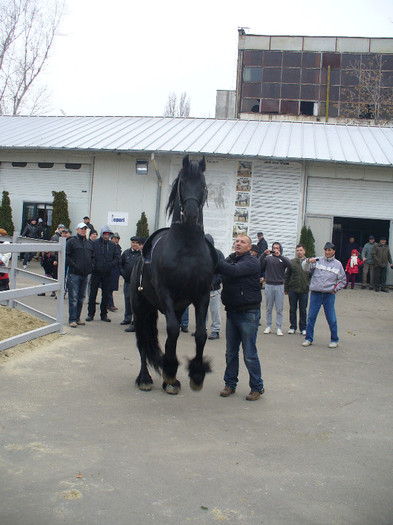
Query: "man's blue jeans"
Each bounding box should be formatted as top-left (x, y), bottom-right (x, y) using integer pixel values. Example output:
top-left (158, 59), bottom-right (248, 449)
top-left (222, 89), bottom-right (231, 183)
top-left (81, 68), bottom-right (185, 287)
top-left (305, 291), bottom-right (338, 343)
top-left (224, 309), bottom-right (263, 392)
top-left (68, 273), bottom-right (88, 324)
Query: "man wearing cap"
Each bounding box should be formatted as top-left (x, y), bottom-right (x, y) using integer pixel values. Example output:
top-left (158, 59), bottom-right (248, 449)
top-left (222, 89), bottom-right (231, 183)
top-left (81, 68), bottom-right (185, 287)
top-left (301, 242), bottom-right (346, 348)
top-left (256, 232), bottom-right (268, 257)
top-left (83, 216), bottom-right (95, 239)
top-left (86, 225), bottom-right (120, 322)
top-left (372, 236), bottom-right (393, 293)
top-left (361, 235), bottom-right (376, 289)
top-left (119, 236), bottom-right (141, 331)
top-left (66, 223), bottom-right (94, 328)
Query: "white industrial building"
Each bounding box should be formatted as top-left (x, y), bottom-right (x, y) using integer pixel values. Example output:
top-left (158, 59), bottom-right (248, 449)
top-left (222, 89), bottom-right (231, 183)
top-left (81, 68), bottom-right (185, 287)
top-left (0, 115), bottom-right (392, 281)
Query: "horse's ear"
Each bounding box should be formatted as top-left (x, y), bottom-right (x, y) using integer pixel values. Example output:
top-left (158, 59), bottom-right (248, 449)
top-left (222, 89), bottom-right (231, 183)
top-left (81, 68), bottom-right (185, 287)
top-left (183, 155), bottom-right (190, 168)
top-left (199, 156), bottom-right (206, 173)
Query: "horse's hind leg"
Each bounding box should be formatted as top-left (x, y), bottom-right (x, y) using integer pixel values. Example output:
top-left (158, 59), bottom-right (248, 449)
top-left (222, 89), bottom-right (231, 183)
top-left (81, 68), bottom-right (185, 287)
top-left (162, 302), bottom-right (181, 395)
top-left (188, 297), bottom-right (212, 391)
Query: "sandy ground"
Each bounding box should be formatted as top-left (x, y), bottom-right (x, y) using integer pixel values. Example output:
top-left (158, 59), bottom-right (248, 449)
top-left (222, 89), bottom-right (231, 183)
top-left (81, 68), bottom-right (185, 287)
top-left (0, 305), bottom-right (60, 361)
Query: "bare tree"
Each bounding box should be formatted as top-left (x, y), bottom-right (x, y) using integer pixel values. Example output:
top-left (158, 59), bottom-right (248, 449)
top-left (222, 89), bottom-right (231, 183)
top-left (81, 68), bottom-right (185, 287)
top-left (0, 0), bottom-right (66, 115)
top-left (342, 55), bottom-right (393, 125)
top-left (164, 91), bottom-right (191, 117)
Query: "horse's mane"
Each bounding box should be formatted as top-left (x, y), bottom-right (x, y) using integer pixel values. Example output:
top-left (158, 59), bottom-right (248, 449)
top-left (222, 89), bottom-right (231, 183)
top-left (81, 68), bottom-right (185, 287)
top-left (166, 176), bottom-right (179, 219)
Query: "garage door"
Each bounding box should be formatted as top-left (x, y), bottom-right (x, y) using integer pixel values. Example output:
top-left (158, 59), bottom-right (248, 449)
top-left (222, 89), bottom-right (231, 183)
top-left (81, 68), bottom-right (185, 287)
top-left (306, 177), bottom-right (393, 219)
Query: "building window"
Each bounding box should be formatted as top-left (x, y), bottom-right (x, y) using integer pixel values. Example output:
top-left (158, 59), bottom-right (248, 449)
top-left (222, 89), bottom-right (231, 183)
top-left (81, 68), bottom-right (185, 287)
top-left (241, 99), bottom-right (260, 112)
top-left (38, 162), bottom-right (54, 168)
top-left (65, 163), bottom-right (82, 170)
top-left (300, 101), bottom-right (314, 115)
top-left (261, 99), bottom-right (279, 113)
top-left (244, 50), bottom-right (263, 66)
top-left (243, 67), bottom-right (262, 82)
top-left (263, 51), bottom-right (282, 66)
top-left (12, 162), bottom-right (27, 167)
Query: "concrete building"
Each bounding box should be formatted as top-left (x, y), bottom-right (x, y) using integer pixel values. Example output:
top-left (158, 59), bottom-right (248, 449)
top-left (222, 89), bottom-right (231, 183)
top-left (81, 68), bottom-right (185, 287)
top-left (0, 115), bottom-right (392, 282)
top-left (224, 32), bottom-right (393, 123)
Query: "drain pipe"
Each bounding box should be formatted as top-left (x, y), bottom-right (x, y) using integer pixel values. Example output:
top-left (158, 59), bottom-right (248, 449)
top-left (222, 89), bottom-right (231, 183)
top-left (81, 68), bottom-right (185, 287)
top-left (151, 153), bottom-right (162, 231)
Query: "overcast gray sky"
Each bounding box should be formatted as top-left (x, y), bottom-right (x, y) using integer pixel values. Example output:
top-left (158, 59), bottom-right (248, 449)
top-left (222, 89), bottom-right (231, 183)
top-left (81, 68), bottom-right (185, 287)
top-left (43, 0), bottom-right (393, 118)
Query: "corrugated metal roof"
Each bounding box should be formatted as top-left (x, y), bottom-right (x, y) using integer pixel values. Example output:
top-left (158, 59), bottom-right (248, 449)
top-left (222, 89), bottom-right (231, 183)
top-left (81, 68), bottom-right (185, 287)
top-left (0, 115), bottom-right (392, 166)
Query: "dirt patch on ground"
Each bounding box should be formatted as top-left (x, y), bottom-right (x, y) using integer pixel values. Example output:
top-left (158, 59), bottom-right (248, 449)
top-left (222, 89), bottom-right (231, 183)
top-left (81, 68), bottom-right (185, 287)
top-left (0, 305), bottom-right (60, 362)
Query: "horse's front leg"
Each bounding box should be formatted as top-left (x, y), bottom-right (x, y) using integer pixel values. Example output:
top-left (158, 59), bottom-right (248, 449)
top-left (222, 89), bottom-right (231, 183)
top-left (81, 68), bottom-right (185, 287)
top-left (162, 301), bottom-right (181, 395)
top-left (188, 295), bottom-right (212, 391)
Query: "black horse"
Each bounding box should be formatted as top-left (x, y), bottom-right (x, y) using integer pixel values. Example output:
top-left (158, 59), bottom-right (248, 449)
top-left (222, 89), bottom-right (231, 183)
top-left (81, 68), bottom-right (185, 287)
top-left (131, 155), bottom-right (217, 394)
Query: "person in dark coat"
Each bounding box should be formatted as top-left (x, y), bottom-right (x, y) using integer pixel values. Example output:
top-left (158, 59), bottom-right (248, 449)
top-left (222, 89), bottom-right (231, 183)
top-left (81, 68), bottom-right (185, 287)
top-left (107, 232), bottom-right (122, 311)
top-left (66, 223), bottom-right (94, 327)
top-left (216, 235), bottom-right (264, 401)
top-left (119, 235), bottom-right (141, 331)
top-left (86, 225), bottom-right (120, 322)
top-left (21, 218), bottom-right (40, 268)
top-left (256, 232), bottom-right (268, 257)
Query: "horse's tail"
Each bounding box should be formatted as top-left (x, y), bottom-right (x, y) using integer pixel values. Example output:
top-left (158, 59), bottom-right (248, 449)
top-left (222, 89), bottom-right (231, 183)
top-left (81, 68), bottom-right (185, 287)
top-left (134, 303), bottom-right (163, 373)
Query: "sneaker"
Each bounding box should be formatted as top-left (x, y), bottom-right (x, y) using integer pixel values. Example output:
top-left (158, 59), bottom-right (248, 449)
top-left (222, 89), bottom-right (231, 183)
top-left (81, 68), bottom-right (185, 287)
top-left (246, 389), bottom-right (264, 401)
top-left (328, 342), bottom-right (338, 348)
top-left (23, 265), bottom-right (27, 269)
top-left (76, 321), bottom-right (85, 326)
top-left (69, 322), bottom-right (77, 328)
top-left (220, 386), bottom-right (235, 397)
top-left (301, 330), bottom-right (307, 336)
top-left (287, 328), bottom-right (296, 334)
top-left (208, 332), bottom-right (219, 340)
top-left (276, 329), bottom-right (283, 336)
top-left (302, 340), bottom-right (312, 347)
top-left (85, 317), bottom-right (94, 322)
top-left (263, 326), bottom-right (271, 334)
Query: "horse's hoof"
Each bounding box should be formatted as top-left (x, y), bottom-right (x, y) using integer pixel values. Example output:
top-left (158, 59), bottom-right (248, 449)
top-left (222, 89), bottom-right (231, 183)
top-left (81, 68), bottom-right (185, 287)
top-left (138, 383), bottom-right (152, 391)
top-left (190, 379), bottom-right (203, 391)
top-left (162, 381), bottom-right (181, 395)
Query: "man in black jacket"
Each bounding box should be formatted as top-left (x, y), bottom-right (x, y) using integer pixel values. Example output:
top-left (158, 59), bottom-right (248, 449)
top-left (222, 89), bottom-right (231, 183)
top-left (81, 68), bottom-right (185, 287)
top-left (21, 218), bottom-right (40, 268)
top-left (216, 235), bottom-right (264, 401)
top-left (66, 223), bottom-right (94, 328)
top-left (119, 235), bottom-right (141, 331)
top-left (86, 225), bottom-right (120, 322)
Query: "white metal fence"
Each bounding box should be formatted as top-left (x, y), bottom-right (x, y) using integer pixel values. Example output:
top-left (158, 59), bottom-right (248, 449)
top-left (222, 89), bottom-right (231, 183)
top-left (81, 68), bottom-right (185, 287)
top-left (0, 234), bottom-right (66, 352)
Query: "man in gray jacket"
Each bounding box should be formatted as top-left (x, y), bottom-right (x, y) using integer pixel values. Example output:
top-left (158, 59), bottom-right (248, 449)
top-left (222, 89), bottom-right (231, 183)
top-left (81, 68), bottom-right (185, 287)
top-left (372, 237), bottom-right (393, 293)
top-left (361, 235), bottom-right (375, 289)
top-left (301, 242), bottom-right (346, 349)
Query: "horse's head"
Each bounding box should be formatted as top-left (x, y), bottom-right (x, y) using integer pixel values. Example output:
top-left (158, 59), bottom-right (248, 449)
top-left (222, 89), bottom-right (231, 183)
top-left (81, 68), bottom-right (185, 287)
top-left (167, 155), bottom-right (207, 226)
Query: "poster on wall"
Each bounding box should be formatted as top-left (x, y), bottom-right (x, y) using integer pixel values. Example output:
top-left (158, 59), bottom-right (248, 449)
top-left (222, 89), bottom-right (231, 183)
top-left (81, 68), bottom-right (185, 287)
top-left (232, 161), bottom-right (252, 248)
top-left (107, 212), bottom-right (129, 227)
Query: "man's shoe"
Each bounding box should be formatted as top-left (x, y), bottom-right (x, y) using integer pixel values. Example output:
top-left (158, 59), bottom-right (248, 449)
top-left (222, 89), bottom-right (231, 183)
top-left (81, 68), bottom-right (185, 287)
top-left (288, 328), bottom-right (296, 334)
top-left (120, 320), bottom-right (131, 325)
top-left (69, 322), bottom-right (77, 328)
top-left (263, 326), bottom-right (271, 334)
top-left (108, 306), bottom-right (116, 312)
top-left (302, 340), bottom-right (312, 347)
top-left (85, 317), bottom-right (94, 322)
top-left (23, 265), bottom-right (27, 269)
top-left (375, 288), bottom-right (380, 292)
top-left (125, 325), bottom-right (135, 332)
top-left (382, 288), bottom-right (389, 293)
top-left (208, 332), bottom-right (219, 340)
top-left (246, 389), bottom-right (264, 401)
top-left (37, 293), bottom-right (45, 296)
top-left (220, 386), bottom-right (235, 397)
top-left (76, 321), bottom-right (85, 326)
top-left (328, 342), bottom-right (338, 348)
top-left (191, 332), bottom-right (196, 337)
top-left (101, 317), bottom-right (111, 322)
top-left (276, 329), bottom-right (283, 336)
top-left (181, 326), bottom-right (188, 333)
top-left (301, 330), bottom-right (307, 336)
top-left (369, 286), bottom-right (374, 290)
top-left (361, 285), bottom-right (366, 289)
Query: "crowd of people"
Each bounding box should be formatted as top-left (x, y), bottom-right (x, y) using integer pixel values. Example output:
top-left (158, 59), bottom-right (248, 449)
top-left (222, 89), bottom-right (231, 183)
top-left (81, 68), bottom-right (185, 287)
top-left (1, 221), bottom-right (393, 402)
